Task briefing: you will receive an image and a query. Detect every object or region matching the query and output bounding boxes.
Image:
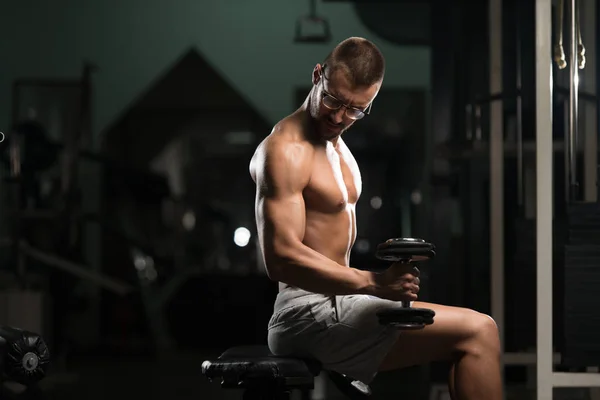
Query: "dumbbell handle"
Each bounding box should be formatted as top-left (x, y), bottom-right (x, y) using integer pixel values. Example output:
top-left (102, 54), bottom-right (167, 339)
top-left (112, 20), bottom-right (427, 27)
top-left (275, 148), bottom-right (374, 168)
top-left (397, 259), bottom-right (415, 309)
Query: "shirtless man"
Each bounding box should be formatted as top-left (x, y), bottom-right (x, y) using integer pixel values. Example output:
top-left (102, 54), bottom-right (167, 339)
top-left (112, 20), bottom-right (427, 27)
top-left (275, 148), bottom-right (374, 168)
top-left (249, 37), bottom-right (502, 399)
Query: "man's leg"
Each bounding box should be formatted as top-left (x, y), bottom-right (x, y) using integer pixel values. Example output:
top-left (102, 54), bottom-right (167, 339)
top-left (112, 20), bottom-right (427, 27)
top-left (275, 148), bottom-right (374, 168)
top-left (448, 364), bottom-right (456, 399)
top-left (378, 302), bottom-right (502, 400)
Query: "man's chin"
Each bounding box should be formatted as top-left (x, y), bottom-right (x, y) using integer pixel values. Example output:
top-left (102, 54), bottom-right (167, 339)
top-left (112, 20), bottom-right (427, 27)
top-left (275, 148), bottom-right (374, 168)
top-left (319, 122), bottom-right (344, 138)
top-left (316, 130), bottom-right (340, 142)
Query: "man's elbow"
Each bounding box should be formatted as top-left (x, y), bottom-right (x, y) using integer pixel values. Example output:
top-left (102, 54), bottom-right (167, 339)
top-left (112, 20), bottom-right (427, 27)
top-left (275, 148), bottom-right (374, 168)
top-left (263, 246), bottom-right (298, 282)
top-left (263, 256), bottom-right (286, 282)
top-left (264, 263), bottom-right (282, 282)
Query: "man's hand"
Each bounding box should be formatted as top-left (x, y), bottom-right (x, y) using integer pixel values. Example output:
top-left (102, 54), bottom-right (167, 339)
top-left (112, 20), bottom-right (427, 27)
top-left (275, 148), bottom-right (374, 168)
top-left (372, 263), bottom-right (421, 302)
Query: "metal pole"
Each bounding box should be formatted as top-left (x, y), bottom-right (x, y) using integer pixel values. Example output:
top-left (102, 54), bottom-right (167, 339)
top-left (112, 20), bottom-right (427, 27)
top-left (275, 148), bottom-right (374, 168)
top-left (581, 0), bottom-right (596, 203)
top-left (568, 0), bottom-right (579, 201)
top-left (565, 101), bottom-right (571, 203)
top-left (535, 0), bottom-right (554, 398)
top-left (489, 0), bottom-right (505, 392)
top-left (516, 1), bottom-right (524, 209)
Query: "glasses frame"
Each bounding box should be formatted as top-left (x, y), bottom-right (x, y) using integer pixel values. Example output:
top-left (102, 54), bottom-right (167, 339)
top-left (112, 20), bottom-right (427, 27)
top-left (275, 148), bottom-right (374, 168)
top-left (318, 66), bottom-right (373, 120)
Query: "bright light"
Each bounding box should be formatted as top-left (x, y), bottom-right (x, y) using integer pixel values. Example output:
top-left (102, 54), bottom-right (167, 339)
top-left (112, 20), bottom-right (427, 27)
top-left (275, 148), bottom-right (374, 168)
top-left (234, 227), bottom-right (251, 247)
top-left (130, 249), bottom-right (157, 282)
top-left (356, 239), bottom-right (370, 254)
top-left (182, 210), bottom-right (196, 231)
top-left (370, 196), bottom-right (382, 209)
top-left (411, 190), bottom-right (422, 205)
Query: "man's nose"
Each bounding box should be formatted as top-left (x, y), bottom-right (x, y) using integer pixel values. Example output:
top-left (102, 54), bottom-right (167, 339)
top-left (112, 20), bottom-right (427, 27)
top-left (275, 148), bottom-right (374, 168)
top-left (331, 108), bottom-right (345, 123)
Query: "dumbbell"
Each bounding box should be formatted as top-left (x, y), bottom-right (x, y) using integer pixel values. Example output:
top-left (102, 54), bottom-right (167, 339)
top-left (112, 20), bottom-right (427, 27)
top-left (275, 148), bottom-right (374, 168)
top-left (0, 326), bottom-right (50, 386)
top-left (374, 238), bottom-right (436, 330)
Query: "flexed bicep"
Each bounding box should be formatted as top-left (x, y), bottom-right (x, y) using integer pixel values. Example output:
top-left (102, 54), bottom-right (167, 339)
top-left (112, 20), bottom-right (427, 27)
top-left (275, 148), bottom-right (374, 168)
top-left (256, 190), bottom-right (306, 255)
top-left (251, 135), bottom-right (313, 278)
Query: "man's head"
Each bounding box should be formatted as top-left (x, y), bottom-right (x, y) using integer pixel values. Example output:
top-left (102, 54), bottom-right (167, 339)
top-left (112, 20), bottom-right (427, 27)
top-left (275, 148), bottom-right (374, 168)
top-left (309, 37), bottom-right (385, 140)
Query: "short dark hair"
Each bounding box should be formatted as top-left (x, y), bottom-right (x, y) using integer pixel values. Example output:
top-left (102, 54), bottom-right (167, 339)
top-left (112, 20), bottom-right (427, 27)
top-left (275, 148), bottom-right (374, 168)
top-left (322, 37), bottom-right (385, 87)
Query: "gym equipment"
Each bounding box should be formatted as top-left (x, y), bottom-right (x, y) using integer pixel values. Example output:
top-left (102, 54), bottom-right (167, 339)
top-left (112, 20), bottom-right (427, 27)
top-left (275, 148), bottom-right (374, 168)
top-left (374, 238), bottom-right (436, 330)
top-left (0, 326), bottom-right (49, 386)
top-left (553, 0), bottom-right (585, 70)
top-left (202, 346), bottom-right (371, 400)
top-left (554, 0), bottom-right (585, 202)
top-left (294, 0), bottom-right (331, 44)
top-left (0, 326), bottom-right (49, 400)
top-left (0, 240), bottom-right (135, 295)
top-left (0, 121), bottom-right (58, 175)
top-left (1, 66), bottom-right (139, 370)
top-left (0, 66), bottom-right (136, 297)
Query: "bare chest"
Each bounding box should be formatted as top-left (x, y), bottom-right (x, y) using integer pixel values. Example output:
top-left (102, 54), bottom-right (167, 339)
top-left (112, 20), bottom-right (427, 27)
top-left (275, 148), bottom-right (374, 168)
top-left (304, 142), bottom-right (362, 212)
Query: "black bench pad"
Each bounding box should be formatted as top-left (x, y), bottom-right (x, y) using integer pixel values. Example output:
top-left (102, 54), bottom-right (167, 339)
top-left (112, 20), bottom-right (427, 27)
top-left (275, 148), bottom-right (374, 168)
top-left (201, 345), bottom-right (321, 390)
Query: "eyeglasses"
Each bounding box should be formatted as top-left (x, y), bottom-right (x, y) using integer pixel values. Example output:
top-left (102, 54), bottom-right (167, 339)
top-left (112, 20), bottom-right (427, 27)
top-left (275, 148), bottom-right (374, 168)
top-left (319, 74), bottom-right (372, 120)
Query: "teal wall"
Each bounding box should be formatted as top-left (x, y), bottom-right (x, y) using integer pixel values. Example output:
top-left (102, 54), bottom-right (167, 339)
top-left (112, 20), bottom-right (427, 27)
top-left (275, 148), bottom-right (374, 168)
top-left (0, 1), bottom-right (430, 346)
top-left (1, 0), bottom-right (430, 144)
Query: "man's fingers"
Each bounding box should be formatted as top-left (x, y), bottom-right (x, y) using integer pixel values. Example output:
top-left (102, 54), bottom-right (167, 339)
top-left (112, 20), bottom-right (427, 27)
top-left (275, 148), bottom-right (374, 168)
top-left (390, 263), bottom-right (420, 277)
top-left (401, 282), bottom-right (420, 293)
top-left (398, 273), bottom-right (419, 283)
top-left (405, 292), bottom-right (418, 301)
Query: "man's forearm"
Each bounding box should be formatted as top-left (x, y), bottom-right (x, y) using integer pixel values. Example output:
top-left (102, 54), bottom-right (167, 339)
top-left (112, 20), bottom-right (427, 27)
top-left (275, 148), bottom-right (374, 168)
top-left (267, 243), bottom-right (377, 296)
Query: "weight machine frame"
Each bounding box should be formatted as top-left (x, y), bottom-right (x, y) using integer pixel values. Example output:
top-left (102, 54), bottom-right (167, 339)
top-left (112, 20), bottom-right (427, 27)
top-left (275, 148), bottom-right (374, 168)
top-left (534, 0), bottom-right (600, 397)
top-left (487, 0), bottom-right (600, 397)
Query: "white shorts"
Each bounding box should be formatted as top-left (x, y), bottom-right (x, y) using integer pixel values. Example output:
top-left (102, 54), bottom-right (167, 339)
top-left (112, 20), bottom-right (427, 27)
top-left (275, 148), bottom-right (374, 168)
top-left (267, 286), bottom-right (401, 384)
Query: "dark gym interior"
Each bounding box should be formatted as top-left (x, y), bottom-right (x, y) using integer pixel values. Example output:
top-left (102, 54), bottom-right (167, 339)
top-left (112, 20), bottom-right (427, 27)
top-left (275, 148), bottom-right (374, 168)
top-left (1, 0), bottom-right (599, 399)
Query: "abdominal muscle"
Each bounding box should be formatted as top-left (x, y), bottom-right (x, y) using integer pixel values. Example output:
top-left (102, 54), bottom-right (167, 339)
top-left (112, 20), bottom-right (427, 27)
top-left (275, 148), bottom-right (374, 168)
top-left (304, 206), bottom-right (356, 266)
top-left (278, 204), bottom-right (357, 292)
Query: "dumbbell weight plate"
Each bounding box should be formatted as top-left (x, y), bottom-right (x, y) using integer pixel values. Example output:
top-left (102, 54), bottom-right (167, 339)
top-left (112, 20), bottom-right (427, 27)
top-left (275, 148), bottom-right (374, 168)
top-left (376, 307), bottom-right (435, 330)
top-left (375, 238), bottom-right (436, 262)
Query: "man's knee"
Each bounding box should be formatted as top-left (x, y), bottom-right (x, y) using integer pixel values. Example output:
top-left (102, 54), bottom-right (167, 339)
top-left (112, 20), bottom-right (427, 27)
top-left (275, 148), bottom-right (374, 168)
top-left (460, 310), bottom-right (501, 355)
top-left (475, 312), bottom-right (500, 341)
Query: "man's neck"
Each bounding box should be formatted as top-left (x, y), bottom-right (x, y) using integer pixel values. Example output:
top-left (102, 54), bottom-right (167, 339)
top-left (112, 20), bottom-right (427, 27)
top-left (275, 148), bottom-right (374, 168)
top-left (298, 92), bottom-right (343, 146)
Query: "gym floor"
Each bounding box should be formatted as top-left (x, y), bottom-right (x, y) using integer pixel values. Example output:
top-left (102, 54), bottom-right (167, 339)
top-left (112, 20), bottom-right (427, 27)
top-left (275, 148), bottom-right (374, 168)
top-left (32, 350), bottom-right (433, 400)
top-left (26, 351), bottom-right (579, 400)
top-left (35, 355), bottom-right (593, 400)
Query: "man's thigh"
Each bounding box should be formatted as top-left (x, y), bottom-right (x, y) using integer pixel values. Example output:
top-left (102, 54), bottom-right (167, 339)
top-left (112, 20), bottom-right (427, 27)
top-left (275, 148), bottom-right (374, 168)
top-left (378, 302), bottom-right (494, 371)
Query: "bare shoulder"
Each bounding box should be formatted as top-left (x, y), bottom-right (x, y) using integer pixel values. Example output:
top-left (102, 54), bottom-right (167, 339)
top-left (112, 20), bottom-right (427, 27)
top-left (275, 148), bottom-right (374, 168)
top-left (249, 115), bottom-right (315, 188)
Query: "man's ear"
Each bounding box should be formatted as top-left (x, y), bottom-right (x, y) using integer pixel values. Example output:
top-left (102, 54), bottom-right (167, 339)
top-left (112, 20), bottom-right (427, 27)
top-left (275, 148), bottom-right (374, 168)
top-left (312, 64), bottom-right (322, 85)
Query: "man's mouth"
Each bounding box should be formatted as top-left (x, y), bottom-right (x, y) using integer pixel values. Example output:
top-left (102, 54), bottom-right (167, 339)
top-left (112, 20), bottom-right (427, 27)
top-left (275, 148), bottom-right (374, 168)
top-left (325, 120), bottom-right (342, 131)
